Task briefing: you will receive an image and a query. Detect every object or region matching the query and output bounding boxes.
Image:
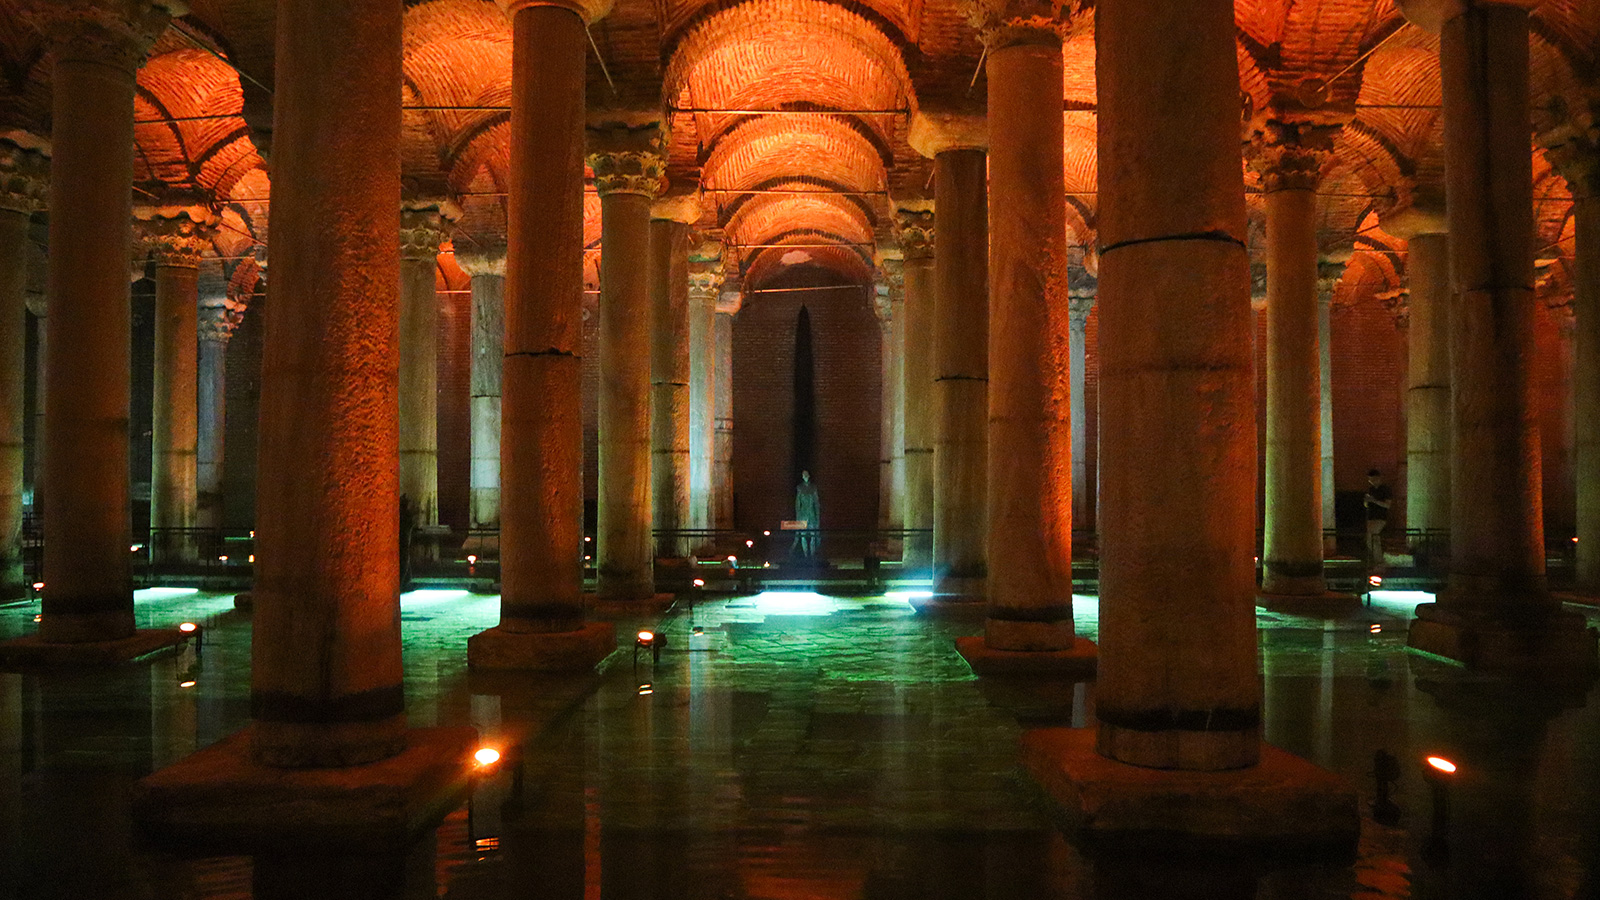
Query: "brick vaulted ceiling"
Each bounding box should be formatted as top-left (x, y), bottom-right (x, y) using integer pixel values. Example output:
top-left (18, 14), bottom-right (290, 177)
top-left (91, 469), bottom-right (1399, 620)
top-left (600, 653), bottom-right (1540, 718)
top-left (1, 0), bottom-right (1597, 306)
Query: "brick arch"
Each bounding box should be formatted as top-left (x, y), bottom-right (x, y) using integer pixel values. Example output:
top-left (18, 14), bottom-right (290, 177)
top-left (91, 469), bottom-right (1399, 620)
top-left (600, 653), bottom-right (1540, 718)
top-left (703, 115), bottom-right (887, 196)
top-left (1063, 114), bottom-right (1097, 246)
top-left (134, 48), bottom-right (261, 196)
top-left (726, 193), bottom-right (874, 249)
top-left (745, 242), bottom-right (874, 288)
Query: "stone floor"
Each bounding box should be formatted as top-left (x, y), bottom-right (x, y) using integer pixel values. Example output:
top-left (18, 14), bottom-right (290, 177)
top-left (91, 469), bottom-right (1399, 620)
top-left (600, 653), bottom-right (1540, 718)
top-left (0, 585), bottom-right (1597, 899)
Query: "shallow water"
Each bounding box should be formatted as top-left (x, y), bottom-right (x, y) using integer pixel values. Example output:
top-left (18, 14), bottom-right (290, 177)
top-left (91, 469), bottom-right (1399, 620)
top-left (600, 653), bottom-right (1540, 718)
top-left (1, 587), bottom-right (1596, 899)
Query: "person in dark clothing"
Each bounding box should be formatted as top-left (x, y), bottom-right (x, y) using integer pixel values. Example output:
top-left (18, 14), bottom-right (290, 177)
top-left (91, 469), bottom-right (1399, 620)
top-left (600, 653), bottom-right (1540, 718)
top-left (1363, 469), bottom-right (1391, 568)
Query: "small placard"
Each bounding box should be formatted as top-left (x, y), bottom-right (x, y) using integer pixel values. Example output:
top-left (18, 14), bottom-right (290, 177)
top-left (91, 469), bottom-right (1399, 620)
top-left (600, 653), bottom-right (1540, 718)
top-left (780, 520), bottom-right (809, 530)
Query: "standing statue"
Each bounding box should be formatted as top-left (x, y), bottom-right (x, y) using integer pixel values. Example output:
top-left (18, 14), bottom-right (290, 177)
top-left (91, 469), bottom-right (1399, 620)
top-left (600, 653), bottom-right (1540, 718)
top-left (794, 470), bottom-right (821, 560)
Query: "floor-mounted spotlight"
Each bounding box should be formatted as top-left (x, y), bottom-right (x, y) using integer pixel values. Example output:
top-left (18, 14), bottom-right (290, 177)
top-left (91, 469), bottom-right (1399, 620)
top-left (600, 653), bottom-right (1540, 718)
top-left (1422, 754), bottom-right (1457, 865)
top-left (634, 630), bottom-right (662, 667)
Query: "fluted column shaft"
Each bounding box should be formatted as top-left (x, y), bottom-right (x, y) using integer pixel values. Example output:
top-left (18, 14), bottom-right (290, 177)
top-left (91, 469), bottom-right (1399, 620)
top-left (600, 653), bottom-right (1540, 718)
top-left (900, 236), bottom-right (936, 576)
top-left (38, 12), bottom-right (155, 643)
top-left (1097, 0), bottom-right (1259, 769)
top-left (650, 220), bottom-right (691, 556)
top-left (933, 148), bottom-right (989, 599)
top-left (1406, 232), bottom-right (1452, 536)
top-left (1575, 196), bottom-right (1600, 589)
top-left (0, 143), bottom-right (43, 599)
top-left (984, 33), bottom-right (1074, 649)
top-left (1261, 186), bottom-right (1326, 595)
top-left (1437, 5), bottom-right (1546, 609)
top-left (499, 4), bottom-right (588, 630)
top-left (590, 132), bottom-right (662, 602)
top-left (251, 0), bottom-right (406, 766)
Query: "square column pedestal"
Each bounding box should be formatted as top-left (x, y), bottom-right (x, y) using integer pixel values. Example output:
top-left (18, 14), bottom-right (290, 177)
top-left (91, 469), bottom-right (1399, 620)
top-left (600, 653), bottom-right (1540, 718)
top-left (1022, 728), bottom-right (1359, 860)
top-left (1407, 604), bottom-right (1599, 681)
top-left (134, 726), bottom-right (476, 895)
top-left (955, 635), bottom-right (1097, 678)
top-left (467, 621), bottom-right (617, 672)
top-left (0, 627), bottom-right (192, 669)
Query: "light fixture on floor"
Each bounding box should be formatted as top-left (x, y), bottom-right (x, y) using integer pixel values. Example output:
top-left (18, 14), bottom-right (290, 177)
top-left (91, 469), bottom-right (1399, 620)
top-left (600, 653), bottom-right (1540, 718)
top-left (635, 629), bottom-right (662, 666)
top-left (1423, 754), bottom-right (1456, 865)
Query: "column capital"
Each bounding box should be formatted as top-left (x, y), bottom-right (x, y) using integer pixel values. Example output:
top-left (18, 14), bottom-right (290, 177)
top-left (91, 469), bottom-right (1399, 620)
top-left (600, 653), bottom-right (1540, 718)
top-left (650, 189), bottom-right (702, 224)
top-left (496, 0), bottom-right (612, 26)
top-left (134, 202), bottom-right (219, 269)
top-left (1245, 119), bottom-right (1340, 193)
top-left (1068, 294), bottom-right (1095, 333)
top-left (716, 287), bottom-right (743, 316)
top-left (1376, 287), bottom-right (1410, 328)
top-left (1380, 198), bottom-right (1449, 240)
top-left (1316, 260), bottom-right (1347, 303)
top-left (27, 0), bottom-right (185, 73)
top-left (873, 285), bottom-right (894, 325)
top-left (456, 244), bottom-right (507, 278)
top-left (1250, 261), bottom-right (1269, 311)
top-left (961, 0), bottom-right (1090, 50)
top-left (1396, 0), bottom-right (1537, 32)
top-left (0, 136), bottom-right (49, 215)
top-left (908, 110), bottom-right (988, 158)
top-left (688, 243), bottom-right (724, 305)
top-left (1536, 92), bottom-right (1600, 199)
top-left (587, 117), bottom-right (667, 198)
top-left (198, 296), bottom-right (243, 344)
top-left (892, 203), bottom-right (935, 261)
top-left (400, 199), bottom-right (461, 262)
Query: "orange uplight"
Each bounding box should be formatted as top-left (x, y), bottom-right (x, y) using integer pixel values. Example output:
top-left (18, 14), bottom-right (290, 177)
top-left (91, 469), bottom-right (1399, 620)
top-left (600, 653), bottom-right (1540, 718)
top-left (31, 582), bottom-right (42, 591)
top-left (467, 554), bottom-right (477, 564)
top-left (32, 614), bottom-right (40, 623)
top-left (727, 555), bottom-right (737, 564)
top-left (248, 554), bottom-right (255, 563)
top-left (746, 540), bottom-right (754, 548)
top-left (763, 530), bottom-right (771, 536)
top-left (179, 680), bottom-right (197, 689)
top-left (179, 622), bottom-right (198, 633)
top-left (1426, 756), bottom-right (1457, 775)
top-left (692, 578), bottom-right (705, 587)
top-left (637, 630), bottom-right (655, 643)
top-left (218, 555), bottom-right (228, 562)
top-left (1369, 623), bottom-right (1382, 634)
top-left (1369, 575), bottom-right (1383, 587)
top-left (474, 747), bottom-right (501, 768)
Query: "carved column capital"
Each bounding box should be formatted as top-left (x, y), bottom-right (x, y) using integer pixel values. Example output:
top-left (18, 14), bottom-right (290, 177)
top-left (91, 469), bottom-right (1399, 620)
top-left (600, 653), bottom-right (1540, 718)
top-left (908, 110), bottom-right (988, 158)
top-left (688, 242), bottom-right (725, 306)
top-left (1375, 288), bottom-right (1410, 328)
top-left (1316, 260), bottom-right (1347, 305)
top-left (587, 119), bottom-right (667, 198)
top-left (1246, 119), bottom-right (1340, 193)
top-left (456, 244), bottom-right (507, 278)
top-left (134, 203), bottom-right (220, 269)
top-left (873, 285), bottom-right (894, 326)
top-left (960, 0), bottom-right (1090, 50)
top-left (0, 137), bottom-right (49, 215)
top-left (400, 199), bottom-right (461, 262)
top-left (198, 296), bottom-right (243, 344)
top-left (1536, 91), bottom-right (1600, 199)
top-left (496, 0), bottom-right (612, 25)
top-left (1250, 262), bottom-right (1269, 311)
top-left (1068, 294), bottom-right (1095, 334)
top-left (27, 0), bottom-right (184, 73)
top-left (893, 204), bottom-right (935, 261)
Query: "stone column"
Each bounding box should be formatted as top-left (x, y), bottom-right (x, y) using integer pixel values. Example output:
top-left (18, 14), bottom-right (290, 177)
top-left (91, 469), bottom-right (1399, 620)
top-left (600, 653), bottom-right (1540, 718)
top-left (954, 8), bottom-right (1085, 669)
top-left (588, 122), bottom-right (665, 603)
top-left (713, 291), bottom-right (739, 531)
top-left (887, 283), bottom-right (906, 536)
top-left (136, 204), bottom-right (218, 566)
top-left (1096, 0), bottom-right (1258, 768)
top-left (1250, 122), bottom-right (1338, 600)
top-left (1068, 293), bottom-right (1094, 536)
top-left (649, 201), bottom-right (695, 558)
top-left (1318, 262), bottom-right (1342, 551)
top-left (0, 139), bottom-right (47, 600)
top-left (29, 3), bottom-right (177, 647)
top-left (896, 210), bottom-right (936, 577)
top-left (196, 298), bottom-right (239, 531)
top-left (1570, 177), bottom-right (1600, 591)
top-left (687, 246), bottom-right (723, 545)
top-left (913, 114), bottom-right (991, 603)
top-left (873, 288), bottom-right (900, 535)
top-left (1399, 0), bottom-right (1594, 673)
top-left (398, 201), bottom-right (457, 529)
top-left (457, 247), bottom-right (506, 531)
top-left (1383, 207), bottom-right (1452, 538)
top-left (248, 0), bottom-right (411, 767)
top-left (469, 0), bottom-right (615, 670)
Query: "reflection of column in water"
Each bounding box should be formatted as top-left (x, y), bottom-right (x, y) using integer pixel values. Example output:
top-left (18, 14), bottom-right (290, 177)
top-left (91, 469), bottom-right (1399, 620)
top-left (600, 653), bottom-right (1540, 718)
top-left (1092, 856), bottom-right (1259, 900)
top-left (150, 644), bottom-right (198, 768)
top-left (1314, 620), bottom-right (1335, 766)
top-left (0, 673), bottom-right (20, 887)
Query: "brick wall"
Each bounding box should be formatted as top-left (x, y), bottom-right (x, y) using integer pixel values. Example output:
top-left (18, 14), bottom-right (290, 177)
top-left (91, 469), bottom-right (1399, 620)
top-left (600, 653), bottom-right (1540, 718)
top-left (436, 273), bottom-right (472, 534)
top-left (732, 270), bottom-right (882, 556)
top-left (1330, 300), bottom-right (1407, 531)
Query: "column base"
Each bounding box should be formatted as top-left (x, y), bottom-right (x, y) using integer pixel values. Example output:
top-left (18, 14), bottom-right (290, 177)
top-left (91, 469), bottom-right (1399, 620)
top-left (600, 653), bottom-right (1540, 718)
top-left (955, 634), bottom-right (1098, 678)
top-left (467, 621), bottom-right (616, 672)
top-left (1551, 590), bottom-right (1600, 608)
top-left (1254, 591), bottom-right (1361, 617)
top-left (1021, 727), bottom-right (1358, 861)
top-left (132, 725), bottom-right (476, 856)
top-left (907, 594), bottom-right (986, 617)
top-left (1406, 603), bottom-right (1598, 679)
top-left (0, 627), bottom-right (191, 670)
top-left (234, 591), bottom-right (253, 610)
top-left (585, 592), bottom-right (676, 617)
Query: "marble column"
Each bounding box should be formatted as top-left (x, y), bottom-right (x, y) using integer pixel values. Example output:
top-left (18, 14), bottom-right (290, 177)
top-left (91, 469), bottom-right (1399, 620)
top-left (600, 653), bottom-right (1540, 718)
top-left (897, 210), bottom-right (936, 577)
top-left (1318, 262), bottom-right (1342, 551)
top-left (1569, 174), bottom-right (1600, 591)
top-left (687, 247), bottom-right (723, 545)
top-left (873, 289), bottom-right (899, 535)
top-left (588, 122), bottom-right (665, 603)
top-left (0, 139), bottom-right (47, 600)
top-left (1382, 207), bottom-right (1451, 538)
top-left (469, 0), bottom-right (615, 670)
top-left (249, 0), bottom-right (410, 766)
top-left (196, 298), bottom-right (239, 531)
top-left (887, 283), bottom-right (906, 536)
top-left (1399, 0), bottom-right (1595, 673)
top-left (649, 211), bottom-right (693, 558)
top-left (137, 204), bottom-right (218, 566)
top-left (398, 201), bottom-right (456, 529)
top-left (915, 115), bottom-right (991, 603)
top-left (713, 293), bottom-right (738, 531)
top-left (31, 3), bottom-right (175, 646)
top-left (1097, 0), bottom-right (1257, 767)
top-left (1251, 123), bottom-right (1337, 599)
top-left (966, 12), bottom-right (1081, 659)
top-left (1068, 293), bottom-right (1094, 537)
top-left (457, 247), bottom-right (506, 531)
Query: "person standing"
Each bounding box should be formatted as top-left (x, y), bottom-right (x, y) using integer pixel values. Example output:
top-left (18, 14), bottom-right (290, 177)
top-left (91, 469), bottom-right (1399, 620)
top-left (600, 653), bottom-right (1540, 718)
top-left (794, 470), bottom-right (821, 561)
top-left (1364, 468), bottom-right (1391, 569)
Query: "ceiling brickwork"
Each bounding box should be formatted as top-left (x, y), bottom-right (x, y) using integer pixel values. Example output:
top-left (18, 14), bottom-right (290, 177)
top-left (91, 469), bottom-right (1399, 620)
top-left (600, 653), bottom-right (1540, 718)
top-left (0, 0), bottom-right (1595, 306)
